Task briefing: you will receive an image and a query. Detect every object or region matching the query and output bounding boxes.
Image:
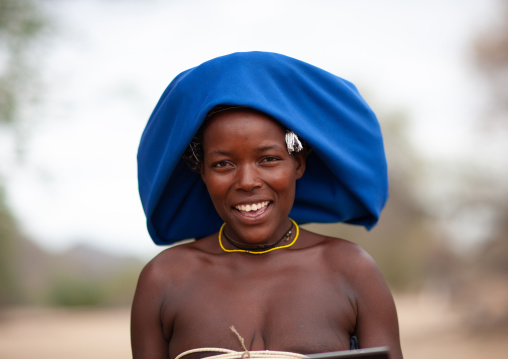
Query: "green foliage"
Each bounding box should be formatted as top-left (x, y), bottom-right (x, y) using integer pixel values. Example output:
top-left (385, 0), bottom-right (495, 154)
top-left (47, 275), bottom-right (106, 307)
top-left (100, 267), bottom-right (142, 306)
top-left (45, 266), bottom-right (141, 307)
top-left (0, 0), bottom-right (50, 307)
top-left (0, 0), bottom-right (47, 125)
top-left (0, 185), bottom-right (22, 305)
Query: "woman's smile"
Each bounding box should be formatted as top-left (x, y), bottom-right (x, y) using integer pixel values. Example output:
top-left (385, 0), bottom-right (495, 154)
top-left (200, 108), bottom-right (305, 246)
top-left (234, 200), bottom-right (271, 218)
top-left (233, 200), bottom-right (271, 221)
top-left (234, 201), bottom-right (270, 212)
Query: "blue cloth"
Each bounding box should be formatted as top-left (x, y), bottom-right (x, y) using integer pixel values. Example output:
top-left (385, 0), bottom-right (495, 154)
top-left (138, 51), bottom-right (388, 245)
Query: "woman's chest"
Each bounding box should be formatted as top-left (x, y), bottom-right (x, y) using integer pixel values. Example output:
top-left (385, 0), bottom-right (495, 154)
top-left (165, 262), bottom-right (356, 357)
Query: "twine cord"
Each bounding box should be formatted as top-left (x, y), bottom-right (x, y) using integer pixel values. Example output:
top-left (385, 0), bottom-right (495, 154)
top-left (175, 349), bottom-right (305, 359)
top-left (230, 326), bottom-right (250, 359)
top-left (174, 326), bottom-right (306, 359)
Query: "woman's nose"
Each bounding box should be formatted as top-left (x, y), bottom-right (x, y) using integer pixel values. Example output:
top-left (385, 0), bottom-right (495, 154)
top-left (235, 165), bottom-right (262, 191)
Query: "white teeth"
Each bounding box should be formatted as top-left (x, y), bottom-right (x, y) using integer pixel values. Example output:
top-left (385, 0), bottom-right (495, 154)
top-left (235, 201), bottom-right (269, 212)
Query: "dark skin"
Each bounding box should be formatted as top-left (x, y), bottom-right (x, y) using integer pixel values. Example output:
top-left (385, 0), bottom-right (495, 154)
top-left (131, 109), bottom-right (403, 359)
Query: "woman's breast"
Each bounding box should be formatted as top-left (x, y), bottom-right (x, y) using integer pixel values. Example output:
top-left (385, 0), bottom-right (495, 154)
top-left (167, 266), bottom-right (356, 357)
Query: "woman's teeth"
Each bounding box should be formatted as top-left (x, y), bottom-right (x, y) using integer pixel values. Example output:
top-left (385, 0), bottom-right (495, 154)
top-left (235, 201), bottom-right (269, 212)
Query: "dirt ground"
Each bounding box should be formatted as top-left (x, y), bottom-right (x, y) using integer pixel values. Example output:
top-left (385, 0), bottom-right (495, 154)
top-left (0, 293), bottom-right (507, 359)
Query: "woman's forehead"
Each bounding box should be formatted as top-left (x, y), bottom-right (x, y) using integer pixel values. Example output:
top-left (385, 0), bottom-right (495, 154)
top-left (203, 108), bottom-right (286, 138)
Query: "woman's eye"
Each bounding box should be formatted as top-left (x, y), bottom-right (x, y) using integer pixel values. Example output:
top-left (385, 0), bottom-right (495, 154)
top-left (262, 156), bottom-right (280, 164)
top-left (212, 160), bottom-right (230, 168)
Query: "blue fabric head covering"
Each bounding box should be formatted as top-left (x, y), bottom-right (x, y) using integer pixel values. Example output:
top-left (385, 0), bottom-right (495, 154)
top-left (138, 51), bottom-right (388, 245)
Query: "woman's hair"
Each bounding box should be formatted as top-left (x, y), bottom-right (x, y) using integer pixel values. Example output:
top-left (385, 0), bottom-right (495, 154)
top-left (182, 105), bottom-right (307, 172)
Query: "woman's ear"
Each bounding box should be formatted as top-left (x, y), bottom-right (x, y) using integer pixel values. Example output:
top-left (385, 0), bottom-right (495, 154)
top-left (293, 149), bottom-right (307, 180)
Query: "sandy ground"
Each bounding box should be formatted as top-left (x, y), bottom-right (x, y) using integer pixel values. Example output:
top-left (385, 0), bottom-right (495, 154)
top-left (0, 294), bottom-right (507, 359)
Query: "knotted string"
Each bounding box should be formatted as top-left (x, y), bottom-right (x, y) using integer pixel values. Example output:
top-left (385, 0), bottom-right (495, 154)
top-left (230, 326), bottom-right (250, 359)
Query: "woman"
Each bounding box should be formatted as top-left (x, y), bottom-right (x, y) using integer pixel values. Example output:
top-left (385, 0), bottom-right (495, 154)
top-left (132, 52), bottom-right (402, 359)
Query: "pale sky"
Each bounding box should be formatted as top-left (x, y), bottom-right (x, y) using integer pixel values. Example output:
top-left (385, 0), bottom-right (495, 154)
top-left (2, 0), bottom-right (499, 259)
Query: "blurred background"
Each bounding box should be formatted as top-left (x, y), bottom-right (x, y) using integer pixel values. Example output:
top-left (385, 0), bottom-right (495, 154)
top-left (0, 0), bottom-right (507, 358)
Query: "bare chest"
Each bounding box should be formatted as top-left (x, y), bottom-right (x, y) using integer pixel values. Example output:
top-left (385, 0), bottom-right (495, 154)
top-left (164, 256), bottom-right (356, 358)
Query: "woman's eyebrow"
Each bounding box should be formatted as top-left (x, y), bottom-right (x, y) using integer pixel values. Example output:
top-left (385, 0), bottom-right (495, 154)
top-left (256, 145), bottom-right (285, 152)
top-left (208, 150), bottom-right (232, 156)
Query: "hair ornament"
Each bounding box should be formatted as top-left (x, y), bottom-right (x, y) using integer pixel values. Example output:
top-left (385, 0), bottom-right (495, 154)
top-left (285, 130), bottom-right (303, 154)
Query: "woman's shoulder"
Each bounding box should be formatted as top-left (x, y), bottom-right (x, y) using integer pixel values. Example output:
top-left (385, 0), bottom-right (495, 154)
top-left (138, 238), bottom-right (215, 287)
top-left (303, 229), bottom-right (381, 278)
top-left (301, 227), bottom-right (362, 252)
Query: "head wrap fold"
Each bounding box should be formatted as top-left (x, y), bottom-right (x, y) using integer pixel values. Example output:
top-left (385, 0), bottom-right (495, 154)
top-left (138, 51), bottom-right (388, 245)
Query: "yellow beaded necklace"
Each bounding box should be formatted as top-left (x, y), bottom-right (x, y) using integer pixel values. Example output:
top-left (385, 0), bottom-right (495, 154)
top-left (218, 218), bottom-right (299, 255)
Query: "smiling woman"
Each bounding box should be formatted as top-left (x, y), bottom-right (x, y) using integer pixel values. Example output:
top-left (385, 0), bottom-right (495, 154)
top-left (132, 52), bottom-right (402, 359)
top-left (200, 109), bottom-right (305, 248)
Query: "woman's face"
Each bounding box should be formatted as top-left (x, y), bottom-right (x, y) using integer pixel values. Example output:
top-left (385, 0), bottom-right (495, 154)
top-left (200, 109), bottom-right (305, 245)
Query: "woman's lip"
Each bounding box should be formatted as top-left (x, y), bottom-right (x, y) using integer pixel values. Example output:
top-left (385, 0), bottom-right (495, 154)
top-left (233, 201), bottom-right (270, 212)
top-left (232, 202), bottom-right (271, 221)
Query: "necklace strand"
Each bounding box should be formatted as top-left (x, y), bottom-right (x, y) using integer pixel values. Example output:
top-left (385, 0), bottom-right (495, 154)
top-left (223, 222), bottom-right (293, 250)
top-left (218, 219), bottom-right (299, 254)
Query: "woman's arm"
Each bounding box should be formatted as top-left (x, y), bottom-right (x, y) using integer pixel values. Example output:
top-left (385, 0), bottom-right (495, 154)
top-left (131, 260), bottom-right (170, 359)
top-left (348, 247), bottom-right (403, 359)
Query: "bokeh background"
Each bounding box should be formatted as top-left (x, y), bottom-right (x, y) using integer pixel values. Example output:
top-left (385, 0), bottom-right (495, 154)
top-left (1, 0), bottom-right (507, 358)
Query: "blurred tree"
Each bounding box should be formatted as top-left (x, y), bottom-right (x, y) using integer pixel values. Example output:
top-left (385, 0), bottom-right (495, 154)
top-left (471, 0), bottom-right (508, 263)
top-left (0, 0), bottom-right (47, 125)
top-left (363, 112), bottom-right (446, 290)
top-left (0, 0), bottom-right (49, 305)
top-left (440, 0), bottom-right (508, 330)
top-left (421, 0), bottom-right (508, 267)
top-left (475, 0), bottom-right (508, 123)
top-left (0, 187), bottom-right (22, 304)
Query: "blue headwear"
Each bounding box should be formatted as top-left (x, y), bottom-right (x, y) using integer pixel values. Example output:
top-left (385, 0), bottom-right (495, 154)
top-left (138, 51), bottom-right (388, 245)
